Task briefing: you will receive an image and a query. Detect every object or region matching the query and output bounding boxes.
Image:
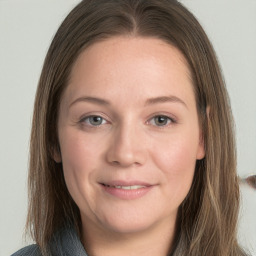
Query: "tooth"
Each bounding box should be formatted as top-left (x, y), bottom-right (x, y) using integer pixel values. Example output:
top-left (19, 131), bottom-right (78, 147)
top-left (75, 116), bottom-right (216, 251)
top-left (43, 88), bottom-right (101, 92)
top-left (114, 185), bottom-right (146, 190)
top-left (121, 186), bottom-right (131, 190)
top-left (130, 185), bottom-right (145, 189)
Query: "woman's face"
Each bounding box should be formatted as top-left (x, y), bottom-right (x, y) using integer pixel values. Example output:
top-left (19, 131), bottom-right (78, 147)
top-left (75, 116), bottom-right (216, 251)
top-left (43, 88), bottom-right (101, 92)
top-left (57, 37), bottom-right (205, 236)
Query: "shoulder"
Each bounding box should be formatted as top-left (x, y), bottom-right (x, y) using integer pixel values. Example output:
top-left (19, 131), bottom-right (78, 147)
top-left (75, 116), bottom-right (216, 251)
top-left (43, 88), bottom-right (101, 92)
top-left (11, 244), bottom-right (42, 256)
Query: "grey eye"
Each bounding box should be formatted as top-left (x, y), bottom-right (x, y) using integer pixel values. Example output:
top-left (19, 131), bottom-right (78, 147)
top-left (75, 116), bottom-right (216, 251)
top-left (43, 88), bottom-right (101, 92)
top-left (155, 116), bottom-right (168, 126)
top-left (151, 116), bottom-right (172, 126)
top-left (84, 116), bottom-right (106, 126)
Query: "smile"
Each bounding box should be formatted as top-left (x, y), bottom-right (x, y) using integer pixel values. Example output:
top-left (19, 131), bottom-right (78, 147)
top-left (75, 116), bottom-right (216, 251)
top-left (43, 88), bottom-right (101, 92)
top-left (103, 184), bottom-right (147, 190)
top-left (100, 182), bottom-right (153, 200)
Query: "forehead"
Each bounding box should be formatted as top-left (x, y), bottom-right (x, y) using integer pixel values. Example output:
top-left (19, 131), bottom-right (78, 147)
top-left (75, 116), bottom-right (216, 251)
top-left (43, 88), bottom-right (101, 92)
top-left (71, 36), bottom-right (191, 80)
top-left (63, 36), bottom-right (195, 108)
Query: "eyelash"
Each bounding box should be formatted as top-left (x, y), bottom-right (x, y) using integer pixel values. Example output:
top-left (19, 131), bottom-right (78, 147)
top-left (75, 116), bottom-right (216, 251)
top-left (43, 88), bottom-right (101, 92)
top-left (147, 115), bottom-right (176, 127)
top-left (80, 115), bottom-right (108, 127)
top-left (79, 114), bottom-right (177, 129)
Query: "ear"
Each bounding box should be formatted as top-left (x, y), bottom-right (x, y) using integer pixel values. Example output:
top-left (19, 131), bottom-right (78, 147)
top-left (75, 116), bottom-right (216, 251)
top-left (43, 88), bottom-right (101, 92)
top-left (52, 144), bottom-right (62, 163)
top-left (196, 106), bottom-right (209, 160)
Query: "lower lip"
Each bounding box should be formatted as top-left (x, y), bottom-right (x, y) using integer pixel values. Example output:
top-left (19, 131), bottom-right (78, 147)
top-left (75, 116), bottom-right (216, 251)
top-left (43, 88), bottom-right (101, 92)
top-left (101, 184), bottom-right (153, 200)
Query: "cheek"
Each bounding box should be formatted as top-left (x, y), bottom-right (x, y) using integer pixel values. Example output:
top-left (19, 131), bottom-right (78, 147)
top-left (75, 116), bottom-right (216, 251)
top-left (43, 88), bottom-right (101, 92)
top-left (59, 129), bottom-right (103, 172)
top-left (61, 137), bottom-right (90, 175)
top-left (58, 130), bottom-right (100, 202)
top-left (150, 132), bottom-right (199, 198)
top-left (152, 131), bottom-right (198, 168)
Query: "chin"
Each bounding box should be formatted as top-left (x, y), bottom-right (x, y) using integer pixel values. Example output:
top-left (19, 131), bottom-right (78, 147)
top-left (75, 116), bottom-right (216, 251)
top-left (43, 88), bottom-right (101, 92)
top-left (101, 219), bottom-right (157, 235)
top-left (92, 206), bottom-right (175, 236)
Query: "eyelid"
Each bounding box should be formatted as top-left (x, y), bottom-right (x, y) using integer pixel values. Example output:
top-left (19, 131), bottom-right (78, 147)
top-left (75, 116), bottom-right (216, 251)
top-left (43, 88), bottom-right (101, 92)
top-left (79, 113), bottom-right (110, 127)
top-left (146, 113), bottom-right (177, 127)
top-left (77, 112), bottom-right (177, 128)
top-left (83, 116), bottom-right (107, 125)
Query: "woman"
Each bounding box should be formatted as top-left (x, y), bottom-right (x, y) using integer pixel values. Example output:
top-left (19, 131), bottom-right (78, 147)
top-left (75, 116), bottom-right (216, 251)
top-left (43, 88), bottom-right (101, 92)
top-left (12, 0), bottom-right (249, 255)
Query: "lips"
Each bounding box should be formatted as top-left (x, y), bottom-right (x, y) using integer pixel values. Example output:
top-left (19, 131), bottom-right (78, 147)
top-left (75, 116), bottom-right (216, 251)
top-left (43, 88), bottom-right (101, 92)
top-left (102, 184), bottom-right (147, 190)
top-left (100, 180), bottom-right (154, 199)
top-left (100, 180), bottom-right (152, 188)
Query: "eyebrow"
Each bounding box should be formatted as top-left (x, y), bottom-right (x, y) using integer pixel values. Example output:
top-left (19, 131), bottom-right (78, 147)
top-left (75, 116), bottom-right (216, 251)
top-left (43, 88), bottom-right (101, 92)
top-left (145, 95), bottom-right (187, 108)
top-left (69, 96), bottom-right (110, 109)
top-left (69, 95), bottom-right (187, 109)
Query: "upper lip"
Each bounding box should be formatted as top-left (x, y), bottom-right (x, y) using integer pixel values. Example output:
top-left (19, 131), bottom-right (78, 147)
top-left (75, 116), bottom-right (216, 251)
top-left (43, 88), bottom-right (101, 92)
top-left (100, 180), bottom-right (153, 187)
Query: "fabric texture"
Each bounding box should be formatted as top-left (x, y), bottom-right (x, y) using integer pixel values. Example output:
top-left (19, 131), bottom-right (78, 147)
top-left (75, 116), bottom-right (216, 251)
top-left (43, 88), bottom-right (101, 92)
top-left (11, 225), bottom-right (88, 256)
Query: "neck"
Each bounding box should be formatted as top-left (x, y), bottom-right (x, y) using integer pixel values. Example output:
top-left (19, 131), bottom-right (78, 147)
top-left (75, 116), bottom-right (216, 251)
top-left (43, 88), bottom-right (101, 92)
top-left (81, 216), bottom-right (177, 256)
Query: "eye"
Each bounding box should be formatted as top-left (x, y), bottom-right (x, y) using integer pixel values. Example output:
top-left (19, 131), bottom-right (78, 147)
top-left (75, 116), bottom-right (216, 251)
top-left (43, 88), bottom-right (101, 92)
top-left (148, 115), bottom-right (175, 127)
top-left (81, 115), bottom-right (107, 126)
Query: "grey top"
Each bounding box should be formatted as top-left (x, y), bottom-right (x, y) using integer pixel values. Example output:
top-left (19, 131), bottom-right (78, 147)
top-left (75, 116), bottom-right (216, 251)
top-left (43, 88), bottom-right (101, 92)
top-left (11, 225), bottom-right (88, 256)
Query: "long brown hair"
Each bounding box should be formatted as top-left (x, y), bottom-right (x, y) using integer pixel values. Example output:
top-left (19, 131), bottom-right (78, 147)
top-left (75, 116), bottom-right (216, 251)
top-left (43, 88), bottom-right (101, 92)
top-left (27, 0), bottom-right (248, 255)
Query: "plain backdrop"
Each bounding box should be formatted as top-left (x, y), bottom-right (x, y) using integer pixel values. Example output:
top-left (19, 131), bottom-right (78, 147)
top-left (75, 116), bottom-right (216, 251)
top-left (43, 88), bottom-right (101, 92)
top-left (0, 0), bottom-right (255, 255)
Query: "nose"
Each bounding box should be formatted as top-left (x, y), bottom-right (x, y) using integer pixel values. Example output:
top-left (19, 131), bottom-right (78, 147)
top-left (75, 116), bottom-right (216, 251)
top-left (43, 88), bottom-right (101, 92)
top-left (106, 123), bottom-right (147, 167)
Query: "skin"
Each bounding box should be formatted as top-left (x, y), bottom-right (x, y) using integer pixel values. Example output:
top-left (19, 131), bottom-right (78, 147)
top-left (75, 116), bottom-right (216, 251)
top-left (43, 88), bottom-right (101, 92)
top-left (56, 36), bottom-right (205, 256)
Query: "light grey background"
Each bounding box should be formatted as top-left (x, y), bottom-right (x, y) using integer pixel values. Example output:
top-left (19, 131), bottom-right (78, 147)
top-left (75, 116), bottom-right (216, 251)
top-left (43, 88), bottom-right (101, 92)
top-left (0, 0), bottom-right (255, 255)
